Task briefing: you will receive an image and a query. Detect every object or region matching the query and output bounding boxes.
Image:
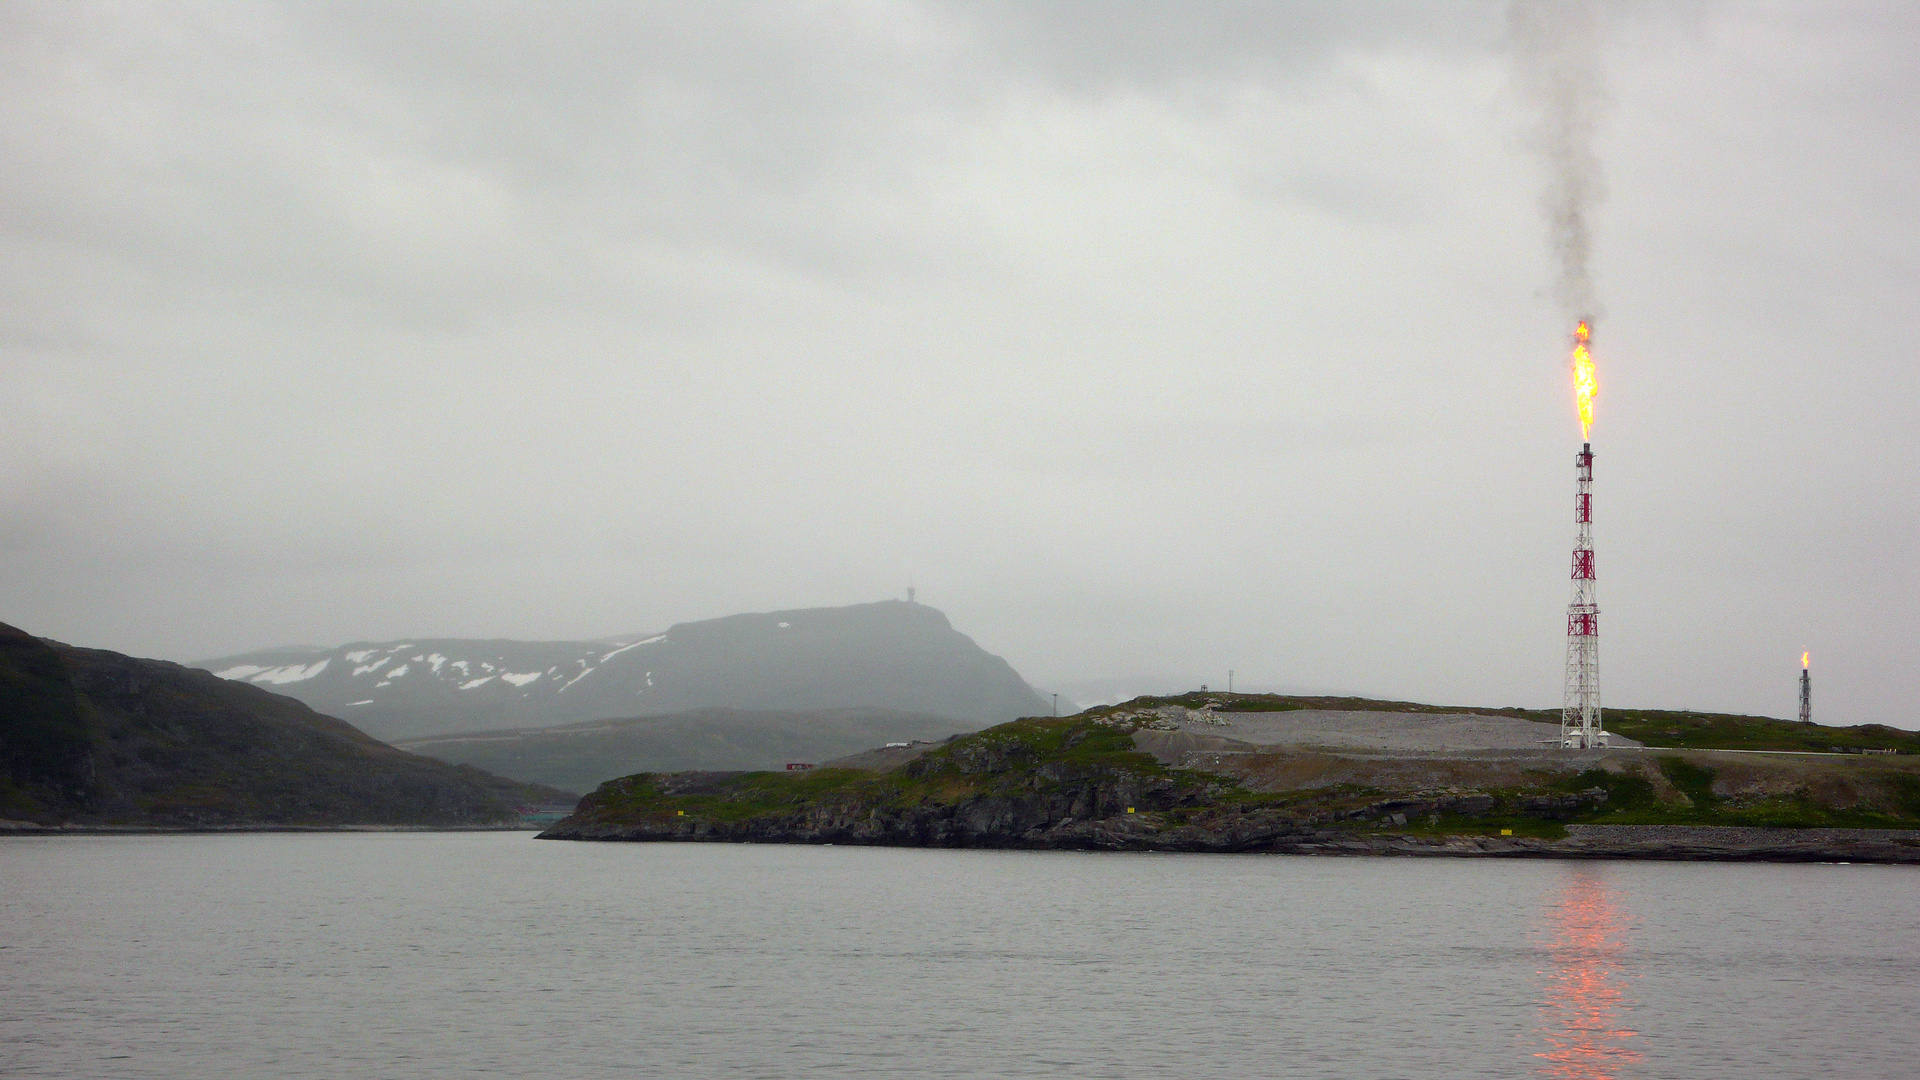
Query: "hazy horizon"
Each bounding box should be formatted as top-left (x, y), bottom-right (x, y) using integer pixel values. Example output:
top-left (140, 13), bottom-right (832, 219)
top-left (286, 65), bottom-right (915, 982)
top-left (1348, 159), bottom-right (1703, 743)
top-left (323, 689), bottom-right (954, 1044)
top-left (4, 2), bottom-right (1914, 727)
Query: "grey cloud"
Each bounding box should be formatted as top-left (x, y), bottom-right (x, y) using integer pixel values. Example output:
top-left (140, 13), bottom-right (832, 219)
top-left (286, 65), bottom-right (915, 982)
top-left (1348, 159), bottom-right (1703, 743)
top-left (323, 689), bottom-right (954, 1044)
top-left (953, 1), bottom-right (1493, 88)
top-left (0, 1), bottom-right (1914, 728)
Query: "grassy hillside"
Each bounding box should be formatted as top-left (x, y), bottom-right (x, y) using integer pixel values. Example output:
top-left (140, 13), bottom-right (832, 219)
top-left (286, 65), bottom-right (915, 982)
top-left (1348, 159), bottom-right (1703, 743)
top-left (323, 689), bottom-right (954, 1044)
top-left (0, 624), bottom-right (93, 807)
top-left (562, 711), bottom-right (1222, 836)
top-left (1, 624), bottom-right (571, 828)
top-left (547, 703), bottom-right (1920, 845)
top-left (1597, 708), bottom-right (1918, 754)
top-left (1139, 692), bottom-right (1919, 754)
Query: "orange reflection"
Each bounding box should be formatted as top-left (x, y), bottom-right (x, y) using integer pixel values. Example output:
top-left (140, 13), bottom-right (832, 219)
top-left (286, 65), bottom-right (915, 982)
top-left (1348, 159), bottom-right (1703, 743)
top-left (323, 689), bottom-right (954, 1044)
top-left (1534, 869), bottom-right (1641, 1079)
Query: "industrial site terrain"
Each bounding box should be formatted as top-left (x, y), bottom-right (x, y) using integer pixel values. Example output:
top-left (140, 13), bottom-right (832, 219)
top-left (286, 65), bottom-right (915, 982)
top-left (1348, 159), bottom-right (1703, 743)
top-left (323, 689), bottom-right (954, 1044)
top-left (541, 694), bottom-right (1920, 862)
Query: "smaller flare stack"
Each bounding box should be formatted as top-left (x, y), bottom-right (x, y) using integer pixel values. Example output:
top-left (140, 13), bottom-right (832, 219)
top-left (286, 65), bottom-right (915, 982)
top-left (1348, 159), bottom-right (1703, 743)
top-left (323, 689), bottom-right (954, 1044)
top-left (1562, 320), bottom-right (1608, 749)
top-left (1799, 652), bottom-right (1812, 724)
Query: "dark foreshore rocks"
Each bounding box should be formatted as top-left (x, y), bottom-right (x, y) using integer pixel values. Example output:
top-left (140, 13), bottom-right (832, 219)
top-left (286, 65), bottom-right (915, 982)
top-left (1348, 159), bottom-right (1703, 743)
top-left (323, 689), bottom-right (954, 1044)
top-left (541, 801), bottom-right (1920, 863)
top-left (1553, 824), bottom-right (1920, 861)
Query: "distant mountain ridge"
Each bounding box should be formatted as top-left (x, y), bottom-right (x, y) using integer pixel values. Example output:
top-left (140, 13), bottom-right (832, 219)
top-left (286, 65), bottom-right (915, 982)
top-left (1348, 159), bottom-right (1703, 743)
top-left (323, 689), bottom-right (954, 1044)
top-left (196, 601), bottom-right (1048, 742)
top-left (396, 707), bottom-right (974, 794)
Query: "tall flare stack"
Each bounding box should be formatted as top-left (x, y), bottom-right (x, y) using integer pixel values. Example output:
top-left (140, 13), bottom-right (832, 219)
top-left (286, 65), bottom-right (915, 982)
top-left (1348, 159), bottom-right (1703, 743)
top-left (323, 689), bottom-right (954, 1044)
top-left (1799, 653), bottom-right (1812, 724)
top-left (1562, 320), bottom-right (1607, 748)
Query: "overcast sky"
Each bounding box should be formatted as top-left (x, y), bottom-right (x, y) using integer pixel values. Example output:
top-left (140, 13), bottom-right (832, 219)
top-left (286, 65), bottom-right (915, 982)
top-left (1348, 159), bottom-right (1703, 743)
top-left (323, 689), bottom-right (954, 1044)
top-left (2, 1), bottom-right (1914, 725)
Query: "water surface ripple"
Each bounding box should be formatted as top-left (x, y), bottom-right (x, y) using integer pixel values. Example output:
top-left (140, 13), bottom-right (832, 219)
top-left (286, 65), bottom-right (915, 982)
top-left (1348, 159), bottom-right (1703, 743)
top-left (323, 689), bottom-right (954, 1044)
top-left (2, 834), bottom-right (1914, 1078)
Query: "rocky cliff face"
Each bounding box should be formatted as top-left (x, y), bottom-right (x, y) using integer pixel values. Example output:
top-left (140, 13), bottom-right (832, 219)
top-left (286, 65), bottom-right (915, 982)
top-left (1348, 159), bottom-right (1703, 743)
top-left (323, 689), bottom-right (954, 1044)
top-left (197, 601), bottom-right (1047, 741)
top-left (1, 623), bottom-right (569, 827)
top-left (545, 721), bottom-right (1226, 847)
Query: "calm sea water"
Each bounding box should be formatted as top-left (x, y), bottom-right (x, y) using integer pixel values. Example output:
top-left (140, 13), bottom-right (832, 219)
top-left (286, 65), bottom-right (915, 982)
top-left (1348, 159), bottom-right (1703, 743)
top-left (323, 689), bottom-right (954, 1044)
top-left (2, 833), bottom-right (1914, 1079)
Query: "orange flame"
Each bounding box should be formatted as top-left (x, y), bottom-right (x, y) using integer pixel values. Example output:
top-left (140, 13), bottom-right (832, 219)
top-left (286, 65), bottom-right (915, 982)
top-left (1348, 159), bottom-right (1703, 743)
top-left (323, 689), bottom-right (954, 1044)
top-left (1803, 651), bottom-right (1810, 669)
top-left (1571, 320), bottom-right (1596, 440)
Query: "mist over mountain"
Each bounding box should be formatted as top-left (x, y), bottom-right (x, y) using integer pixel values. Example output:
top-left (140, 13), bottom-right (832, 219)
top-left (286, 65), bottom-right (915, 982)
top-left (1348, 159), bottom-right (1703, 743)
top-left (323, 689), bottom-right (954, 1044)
top-left (396, 707), bottom-right (972, 795)
top-left (196, 601), bottom-right (1048, 742)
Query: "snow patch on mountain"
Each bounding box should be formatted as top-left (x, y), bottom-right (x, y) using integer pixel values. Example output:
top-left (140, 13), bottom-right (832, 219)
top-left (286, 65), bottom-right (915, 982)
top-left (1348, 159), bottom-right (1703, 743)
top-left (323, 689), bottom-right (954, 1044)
top-left (599, 634), bottom-right (665, 663)
top-left (195, 601), bottom-right (1048, 742)
top-left (219, 659), bottom-right (330, 684)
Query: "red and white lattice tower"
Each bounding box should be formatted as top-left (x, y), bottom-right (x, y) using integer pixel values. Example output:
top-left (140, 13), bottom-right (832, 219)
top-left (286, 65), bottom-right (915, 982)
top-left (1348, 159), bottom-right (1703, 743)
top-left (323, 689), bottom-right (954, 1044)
top-left (1562, 441), bottom-right (1606, 748)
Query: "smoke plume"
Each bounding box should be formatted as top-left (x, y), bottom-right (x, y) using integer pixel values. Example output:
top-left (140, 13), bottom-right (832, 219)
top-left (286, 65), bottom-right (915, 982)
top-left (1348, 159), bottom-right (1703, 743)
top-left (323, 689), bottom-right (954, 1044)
top-left (1509, 0), bottom-right (1607, 320)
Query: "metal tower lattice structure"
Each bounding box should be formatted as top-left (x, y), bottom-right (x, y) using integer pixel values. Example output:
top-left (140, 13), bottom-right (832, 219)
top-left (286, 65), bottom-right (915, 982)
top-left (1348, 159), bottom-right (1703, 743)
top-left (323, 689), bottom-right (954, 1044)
top-left (1799, 664), bottom-right (1812, 725)
top-left (1562, 442), bottom-right (1606, 748)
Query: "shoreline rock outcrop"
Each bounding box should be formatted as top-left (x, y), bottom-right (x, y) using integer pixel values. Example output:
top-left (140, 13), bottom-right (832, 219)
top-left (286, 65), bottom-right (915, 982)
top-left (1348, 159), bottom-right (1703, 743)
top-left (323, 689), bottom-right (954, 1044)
top-left (539, 702), bottom-right (1920, 863)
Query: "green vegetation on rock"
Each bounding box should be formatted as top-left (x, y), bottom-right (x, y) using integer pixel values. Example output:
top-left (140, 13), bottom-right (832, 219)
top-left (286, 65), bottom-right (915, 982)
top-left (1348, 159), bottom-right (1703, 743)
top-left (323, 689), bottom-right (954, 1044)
top-left (1601, 708), bottom-right (1919, 754)
top-left (1132, 692), bottom-right (1917, 754)
top-left (573, 713), bottom-right (1234, 841)
top-left (544, 696), bottom-right (1920, 850)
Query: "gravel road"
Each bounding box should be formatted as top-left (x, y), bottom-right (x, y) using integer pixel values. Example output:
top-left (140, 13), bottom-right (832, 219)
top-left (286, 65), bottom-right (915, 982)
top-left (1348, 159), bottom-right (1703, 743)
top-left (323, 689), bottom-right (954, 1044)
top-left (1172, 709), bottom-right (1642, 752)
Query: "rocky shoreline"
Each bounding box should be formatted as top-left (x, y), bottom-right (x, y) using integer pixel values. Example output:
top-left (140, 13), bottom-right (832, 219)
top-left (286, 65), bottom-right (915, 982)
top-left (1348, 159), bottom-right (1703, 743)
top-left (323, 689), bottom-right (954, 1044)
top-left (1245, 824), bottom-right (1920, 862)
top-left (535, 701), bottom-right (1920, 863)
top-left (0, 819), bottom-right (542, 834)
top-left (539, 796), bottom-right (1920, 863)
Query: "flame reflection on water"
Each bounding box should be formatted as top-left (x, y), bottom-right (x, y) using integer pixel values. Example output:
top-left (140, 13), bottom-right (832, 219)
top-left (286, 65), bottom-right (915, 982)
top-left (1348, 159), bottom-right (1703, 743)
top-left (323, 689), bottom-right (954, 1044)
top-left (1534, 868), bottom-right (1642, 1079)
